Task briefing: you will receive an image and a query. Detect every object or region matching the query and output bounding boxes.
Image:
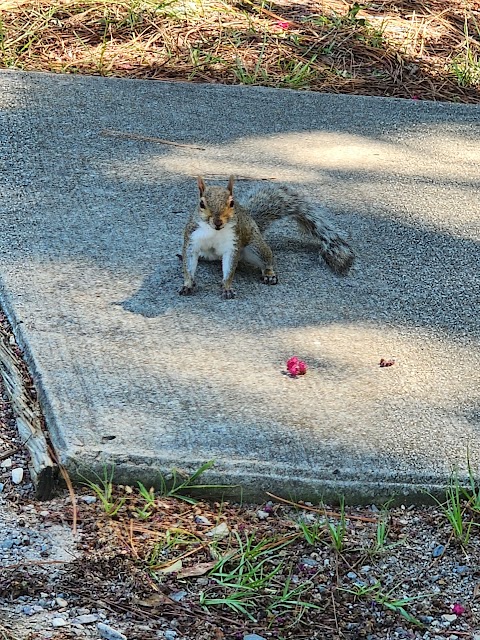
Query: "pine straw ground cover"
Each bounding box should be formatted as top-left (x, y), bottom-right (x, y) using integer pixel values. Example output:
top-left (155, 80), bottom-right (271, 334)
top-left (0, 0), bottom-right (479, 102)
top-left (3, 471), bottom-right (480, 640)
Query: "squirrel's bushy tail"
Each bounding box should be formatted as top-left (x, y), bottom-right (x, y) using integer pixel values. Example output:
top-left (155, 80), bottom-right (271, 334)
top-left (246, 185), bottom-right (354, 275)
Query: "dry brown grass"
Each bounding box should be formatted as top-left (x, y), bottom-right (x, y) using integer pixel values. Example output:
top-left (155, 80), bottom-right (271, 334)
top-left (0, 0), bottom-right (480, 102)
top-left (0, 1), bottom-right (479, 99)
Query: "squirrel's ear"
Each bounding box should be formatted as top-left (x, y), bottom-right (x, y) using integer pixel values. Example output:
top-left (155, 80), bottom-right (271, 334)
top-left (197, 176), bottom-right (206, 196)
top-left (227, 175), bottom-right (235, 195)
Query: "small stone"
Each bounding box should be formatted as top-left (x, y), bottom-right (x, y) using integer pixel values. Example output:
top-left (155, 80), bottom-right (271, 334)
top-left (40, 511), bottom-right (50, 518)
top-left (360, 565), bottom-right (371, 573)
top-left (52, 618), bottom-right (68, 628)
top-left (23, 605), bottom-right (43, 616)
top-left (80, 496), bottom-right (97, 504)
top-left (170, 590), bottom-right (187, 602)
top-left (56, 597), bottom-right (68, 608)
top-left (194, 515), bottom-right (211, 525)
top-left (442, 614), bottom-right (457, 623)
top-left (0, 483), bottom-right (4, 493)
top-left (300, 557), bottom-right (318, 567)
top-left (347, 572), bottom-right (358, 580)
top-left (72, 614), bottom-right (98, 624)
top-left (1, 539), bottom-right (14, 550)
top-left (244, 635), bottom-right (267, 640)
top-left (76, 608), bottom-right (90, 615)
top-left (432, 544), bottom-right (445, 558)
top-left (97, 623), bottom-right (127, 640)
top-left (164, 631), bottom-right (177, 640)
top-left (11, 467), bottom-right (24, 484)
top-left (418, 615), bottom-right (434, 624)
top-left (1, 458), bottom-right (12, 468)
top-left (256, 510), bottom-right (270, 520)
top-left (454, 565), bottom-right (469, 574)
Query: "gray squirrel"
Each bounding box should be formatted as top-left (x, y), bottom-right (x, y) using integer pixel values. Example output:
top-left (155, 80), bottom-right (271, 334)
top-left (179, 176), bottom-right (354, 299)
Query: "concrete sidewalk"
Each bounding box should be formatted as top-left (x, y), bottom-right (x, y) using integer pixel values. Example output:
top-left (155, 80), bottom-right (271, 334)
top-left (0, 70), bottom-right (479, 501)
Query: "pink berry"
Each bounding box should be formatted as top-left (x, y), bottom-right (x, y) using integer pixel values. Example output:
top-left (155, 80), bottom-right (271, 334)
top-left (286, 356), bottom-right (307, 376)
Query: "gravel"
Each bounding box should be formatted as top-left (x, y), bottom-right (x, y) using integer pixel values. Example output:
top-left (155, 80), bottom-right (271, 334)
top-left (97, 623), bottom-right (128, 640)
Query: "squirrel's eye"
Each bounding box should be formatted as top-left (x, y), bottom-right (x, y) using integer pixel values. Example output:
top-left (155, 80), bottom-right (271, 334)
top-left (229, 199), bottom-right (234, 207)
top-left (199, 200), bottom-right (206, 209)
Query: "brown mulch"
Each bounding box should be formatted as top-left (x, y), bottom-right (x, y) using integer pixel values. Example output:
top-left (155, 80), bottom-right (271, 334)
top-left (0, 0), bottom-right (479, 102)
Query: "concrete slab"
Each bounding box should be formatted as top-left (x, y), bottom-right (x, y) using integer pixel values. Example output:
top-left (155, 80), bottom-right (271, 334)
top-left (0, 70), bottom-right (479, 501)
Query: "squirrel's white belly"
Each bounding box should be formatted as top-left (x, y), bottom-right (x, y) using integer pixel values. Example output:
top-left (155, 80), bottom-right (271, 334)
top-left (192, 221), bottom-right (236, 261)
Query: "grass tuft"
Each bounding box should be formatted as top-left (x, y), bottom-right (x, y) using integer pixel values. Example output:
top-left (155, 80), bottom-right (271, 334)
top-left (201, 530), bottom-right (319, 622)
top-left (342, 581), bottom-right (424, 627)
top-left (428, 468), bottom-right (479, 546)
top-left (82, 466), bottom-right (127, 517)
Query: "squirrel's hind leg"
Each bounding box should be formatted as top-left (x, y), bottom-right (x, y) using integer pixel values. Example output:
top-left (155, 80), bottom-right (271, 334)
top-left (241, 244), bottom-right (278, 285)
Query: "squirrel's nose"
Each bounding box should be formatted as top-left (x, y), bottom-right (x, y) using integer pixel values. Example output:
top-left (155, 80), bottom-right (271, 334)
top-left (214, 223), bottom-right (223, 230)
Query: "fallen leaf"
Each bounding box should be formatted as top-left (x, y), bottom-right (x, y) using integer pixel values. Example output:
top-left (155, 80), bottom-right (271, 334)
top-left (177, 561), bottom-right (217, 578)
top-left (206, 522), bottom-right (229, 538)
top-left (136, 593), bottom-right (176, 607)
top-left (154, 559), bottom-right (183, 574)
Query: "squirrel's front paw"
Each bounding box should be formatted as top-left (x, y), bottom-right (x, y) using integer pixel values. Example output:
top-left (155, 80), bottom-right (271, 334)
top-left (179, 284), bottom-right (195, 296)
top-left (222, 289), bottom-right (236, 300)
top-left (261, 273), bottom-right (278, 285)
